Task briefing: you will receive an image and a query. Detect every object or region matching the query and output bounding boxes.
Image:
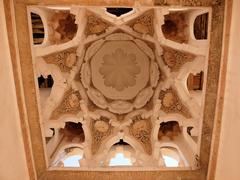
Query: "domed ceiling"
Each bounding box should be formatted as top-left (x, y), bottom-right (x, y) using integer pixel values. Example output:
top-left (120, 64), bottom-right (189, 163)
top-left (30, 5), bottom-right (211, 170)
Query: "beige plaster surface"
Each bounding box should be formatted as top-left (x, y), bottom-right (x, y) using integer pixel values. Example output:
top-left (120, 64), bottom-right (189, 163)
top-left (214, 0), bottom-right (240, 179)
top-left (0, 0), bottom-right (30, 179)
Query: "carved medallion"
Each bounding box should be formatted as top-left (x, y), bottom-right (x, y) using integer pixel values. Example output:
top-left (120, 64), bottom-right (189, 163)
top-left (94, 120), bottom-right (109, 133)
top-left (100, 48), bottom-right (140, 91)
top-left (91, 41), bottom-right (149, 100)
top-left (79, 33), bottom-right (161, 115)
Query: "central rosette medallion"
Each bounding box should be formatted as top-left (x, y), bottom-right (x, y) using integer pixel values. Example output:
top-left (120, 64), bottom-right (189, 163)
top-left (91, 41), bottom-right (149, 100)
top-left (99, 48), bottom-right (140, 91)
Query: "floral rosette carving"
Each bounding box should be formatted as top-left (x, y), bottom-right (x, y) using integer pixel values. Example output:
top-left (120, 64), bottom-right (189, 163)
top-left (99, 48), bottom-right (140, 91)
top-left (162, 46), bottom-right (195, 72)
top-left (129, 116), bottom-right (152, 154)
top-left (44, 48), bottom-right (77, 72)
top-left (80, 33), bottom-right (161, 115)
top-left (91, 117), bottom-right (112, 154)
top-left (159, 88), bottom-right (191, 118)
top-left (85, 12), bottom-right (110, 35)
top-left (51, 89), bottom-right (81, 119)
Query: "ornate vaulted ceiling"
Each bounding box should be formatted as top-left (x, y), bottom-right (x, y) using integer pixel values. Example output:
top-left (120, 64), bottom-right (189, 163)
top-left (29, 5), bottom-right (211, 170)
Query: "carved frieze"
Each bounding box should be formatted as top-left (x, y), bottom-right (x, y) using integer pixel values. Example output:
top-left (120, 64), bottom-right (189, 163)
top-left (159, 88), bottom-right (191, 118)
top-left (51, 89), bottom-right (81, 119)
top-left (129, 116), bottom-right (152, 155)
top-left (154, 0), bottom-right (212, 6)
top-left (44, 48), bottom-right (77, 72)
top-left (162, 46), bottom-right (195, 71)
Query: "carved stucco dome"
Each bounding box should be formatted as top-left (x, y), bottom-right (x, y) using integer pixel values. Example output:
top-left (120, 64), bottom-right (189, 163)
top-left (33, 7), bottom-right (210, 171)
top-left (91, 40), bottom-right (150, 100)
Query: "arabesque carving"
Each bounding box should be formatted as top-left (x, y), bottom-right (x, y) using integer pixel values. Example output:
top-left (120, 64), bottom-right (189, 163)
top-left (162, 46), bottom-right (195, 71)
top-left (91, 117), bottom-right (112, 154)
top-left (129, 116), bottom-right (152, 155)
top-left (31, 6), bottom-right (212, 171)
top-left (85, 12), bottom-right (110, 35)
top-left (51, 89), bottom-right (81, 119)
top-left (129, 10), bottom-right (154, 35)
top-left (159, 88), bottom-right (191, 118)
top-left (80, 33), bottom-right (159, 114)
top-left (99, 48), bottom-right (140, 91)
top-left (44, 48), bottom-right (77, 72)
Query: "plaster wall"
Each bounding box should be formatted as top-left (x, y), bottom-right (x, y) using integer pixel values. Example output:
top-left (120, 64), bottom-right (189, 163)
top-left (215, 0), bottom-right (240, 179)
top-left (0, 1), bottom-right (30, 179)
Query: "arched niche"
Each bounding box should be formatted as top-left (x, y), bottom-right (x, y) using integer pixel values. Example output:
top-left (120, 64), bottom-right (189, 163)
top-left (186, 71), bottom-right (204, 106)
top-left (187, 71), bottom-right (204, 91)
top-left (160, 146), bottom-right (185, 167)
top-left (31, 12), bottom-right (45, 45)
top-left (194, 13), bottom-right (209, 40)
top-left (52, 146), bottom-right (84, 167)
top-left (158, 142), bottom-right (189, 167)
top-left (38, 74), bottom-right (54, 88)
top-left (107, 139), bottom-right (136, 166)
top-left (161, 12), bottom-right (188, 44)
top-left (38, 74), bottom-right (54, 109)
top-left (48, 11), bottom-right (78, 44)
top-left (47, 120), bottom-right (87, 166)
top-left (158, 121), bottom-right (181, 140)
top-left (106, 7), bottom-right (133, 17)
top-left (94, 134), bottom-right (147, 167)
top-left (59, 121), bottom-right (85, 143)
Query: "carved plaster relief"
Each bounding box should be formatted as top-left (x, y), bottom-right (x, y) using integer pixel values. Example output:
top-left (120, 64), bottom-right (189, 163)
top-left (162, 46), bottom-right (195, 72)
top-left (129, 115), bottom-right (152, 155)
top-left (51, 89), bottom-right (82, 119)
top-left (85, 12), bottom-right (111, 35)
top-left (159, 88), bottom-right (192, 118)
top-left (80, 33), bottom-right (159, 114)
top-left (91, 117), bottom-right (113, 154)
top-left (29, 6), bottom-right (211, 170)
top-left (91, 41), bottom-right (149, 100)
top-left (44, 48), bottom-right (77, 72)
top-left (128, 10), bottom-right (154, 35)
